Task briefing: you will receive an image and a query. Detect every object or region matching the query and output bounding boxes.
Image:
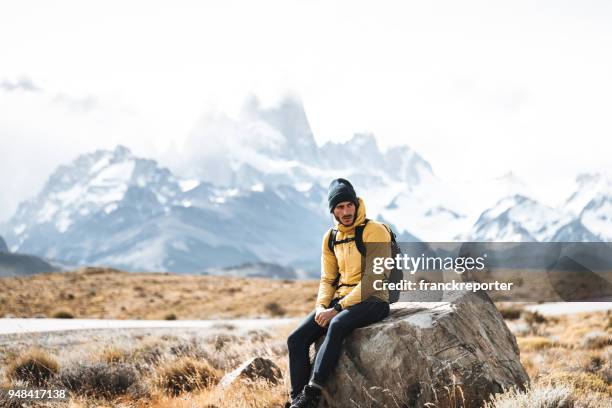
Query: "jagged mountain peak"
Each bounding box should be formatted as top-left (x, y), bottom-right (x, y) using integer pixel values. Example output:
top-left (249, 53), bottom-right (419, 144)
top-left (564, 172), bottom-right (612, 216)
top-left (239, 93), bottom-right (319, 162)
top-left (468, 194), bottom-right (569, 242)
top-left (6, 146), bottom-right (181, 245)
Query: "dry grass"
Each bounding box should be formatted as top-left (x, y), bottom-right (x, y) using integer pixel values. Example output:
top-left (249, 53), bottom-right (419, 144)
top-left (510, 308), bottom-right (612, 406)
top-left (484, 383), bottom-right (575, 408)
top-left (5, 348), bottom-right (59, 386)
top-left (0, 267), bottom-right (317, 319)
top-left (156, 356), bottom-right (219, 396)
top-left (517, 336), bottom-right (559, 352)
top-left (1, 270), bottom-right (611, 407)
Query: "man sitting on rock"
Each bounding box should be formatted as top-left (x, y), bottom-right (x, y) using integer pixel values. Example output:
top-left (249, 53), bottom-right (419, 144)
top-left (286, 178), bottom-right (391, 408)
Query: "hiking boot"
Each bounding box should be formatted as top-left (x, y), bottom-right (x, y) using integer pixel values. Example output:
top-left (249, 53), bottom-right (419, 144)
top-left (290, 384), bottom-right (321, 408)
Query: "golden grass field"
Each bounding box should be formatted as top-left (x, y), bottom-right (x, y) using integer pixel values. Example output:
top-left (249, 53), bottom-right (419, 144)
top-left (0, 268), bottom-right (611, 407)
top-left (0, 267), bottom-right (318, 320)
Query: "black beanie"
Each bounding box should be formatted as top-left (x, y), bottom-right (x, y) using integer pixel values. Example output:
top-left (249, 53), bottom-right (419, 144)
top-left (328, 178), bottom-right (357, 213)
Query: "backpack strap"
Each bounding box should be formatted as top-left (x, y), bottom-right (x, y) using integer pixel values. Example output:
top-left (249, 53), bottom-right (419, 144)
top-left (328, 219), bottom-right (370, 256)
top-left (326, 219), bottom-right (369, 288)
top-left (381, 223), bottom-right (397, 243)
top-left (354, 218), bottom-right (369, 257)
top-left (327, 228), bottom-right (338, 254)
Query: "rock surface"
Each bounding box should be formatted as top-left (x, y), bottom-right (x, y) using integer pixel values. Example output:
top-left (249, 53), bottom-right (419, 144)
top-left (318, 291), bottom-right (529, 408)
top-left (219, 357), bottom-right (283, 387)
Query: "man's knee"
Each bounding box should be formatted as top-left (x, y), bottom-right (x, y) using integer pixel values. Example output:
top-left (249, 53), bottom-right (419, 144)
top-left (287, 330), bottom-right (302, 351)
top-left (327, 316), bottom-right (349, 335)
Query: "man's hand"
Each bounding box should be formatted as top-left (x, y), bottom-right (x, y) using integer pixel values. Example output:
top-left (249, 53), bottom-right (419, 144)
top-left (315, 306), bottom-right (338, 327)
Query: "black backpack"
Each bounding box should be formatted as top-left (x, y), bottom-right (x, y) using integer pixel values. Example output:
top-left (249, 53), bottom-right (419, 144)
top-left (327, 219), bottom-right (403, 303)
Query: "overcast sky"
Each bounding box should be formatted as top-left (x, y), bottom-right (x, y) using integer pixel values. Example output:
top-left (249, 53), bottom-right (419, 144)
top-left (1, 0), bottom-right (612, 221)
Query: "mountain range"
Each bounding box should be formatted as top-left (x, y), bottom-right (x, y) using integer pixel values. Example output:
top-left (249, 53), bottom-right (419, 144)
top-left (1, 95), bottom-right (610, 276)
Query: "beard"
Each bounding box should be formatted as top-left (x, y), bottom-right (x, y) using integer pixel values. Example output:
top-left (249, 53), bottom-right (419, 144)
top-left (335, 214), bottom-right (354, 226)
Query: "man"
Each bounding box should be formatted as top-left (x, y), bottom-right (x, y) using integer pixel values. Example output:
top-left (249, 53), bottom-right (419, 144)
top-left (286, 178), bottom-right (392, 408)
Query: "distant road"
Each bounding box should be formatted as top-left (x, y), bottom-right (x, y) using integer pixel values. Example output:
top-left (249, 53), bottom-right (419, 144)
top-left (0, 317), bottom-right (299, 335)
top-left (524, 302), bottom-right (612, 316)
top-left (2, 302), bottom-right (610, 335)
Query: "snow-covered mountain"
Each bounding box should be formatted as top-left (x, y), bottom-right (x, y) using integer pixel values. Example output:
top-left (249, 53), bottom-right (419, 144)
top-left (1, 95), bottom-right (611, 275)
top-left (0, 146), bottom-right (331, 274)
top-left (467, 195), bottom-right (569, 242)
top-left (164, 96), bottom-right (434, 194)
top-left (467, 174), bottom-right (612, 242)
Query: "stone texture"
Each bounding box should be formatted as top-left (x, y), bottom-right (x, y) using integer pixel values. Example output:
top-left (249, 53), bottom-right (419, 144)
top-left (219, 357), bottom-right (283, 387)
top-left (318, 291), bottom-right (529, 408)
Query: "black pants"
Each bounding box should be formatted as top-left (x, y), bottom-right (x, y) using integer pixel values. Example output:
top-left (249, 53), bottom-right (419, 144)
top-left (287, 297), bottom-right (390, 399)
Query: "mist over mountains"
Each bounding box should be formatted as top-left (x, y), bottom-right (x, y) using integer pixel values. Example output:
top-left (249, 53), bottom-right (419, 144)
top-left (1, 95), bottom-right (610, 276)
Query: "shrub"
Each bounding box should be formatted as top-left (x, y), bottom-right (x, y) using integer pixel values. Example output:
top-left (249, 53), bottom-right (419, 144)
top-left (58, 361), bottom-right (140, 399)
top-left (51, 310), bottom-right (74, 319)
top-left (98, 346), bottom-right (129, 364)
top-left (164, 313), bottom-right (177, 320)
top-left (499, 307), bottom-right (522, 320)
top-left (547, 371), bottom-right (609, 395)
top-left (6, 349), bottom-right (59, 386)
top-left (580, 331), bottom-right (612, 349)
top-left (264, 302), bottom-right (286, 316)
top-left (518, 336), bottom-right (556, 352)
top-left (524, 311), bottom-right (547, 326)
top-left (484, 384), bottom-right (574, 408)
top-left (157, 357), bottom-right (219, 396)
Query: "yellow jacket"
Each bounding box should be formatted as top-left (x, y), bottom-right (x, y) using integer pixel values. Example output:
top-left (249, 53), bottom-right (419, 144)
top-left (315, 197), bottom-right (392, 310)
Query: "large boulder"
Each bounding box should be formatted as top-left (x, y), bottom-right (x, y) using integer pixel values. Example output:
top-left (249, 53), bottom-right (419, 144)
top-left (318, 291), bottom-right (529, 408)
top-left (220, 357), bottom-right (283, 387)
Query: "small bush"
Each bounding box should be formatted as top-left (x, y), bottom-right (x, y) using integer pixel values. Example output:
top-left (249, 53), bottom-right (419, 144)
top-left (547, 371), bottom-right (609, 394)
top-left (164, 313), bottom-right (177, 320)
top-left (51, 309), bottom-right (74, 319)
top-left (6, 349), bottom-right (59, 386)
top-left (59, 361), bottom-right (140, 399)
top-left (518, 336), bottom-right (556, 352)
top-left (213, 333), bottom-right (239, 351)
top-left (157, 357), bottom-right (219, 396)
top-left (264, 302), bottom-right (286, 316)
top-left (524, 311), bottom-right (547, 325)
top-left (499, 307), bottom-right (522, 320)
top-left (98, 346), bottom-right (129, 364)
top-left (580, 331), bottom-right (612, 349)
top-left (484, 384), bottom-right (574, 408)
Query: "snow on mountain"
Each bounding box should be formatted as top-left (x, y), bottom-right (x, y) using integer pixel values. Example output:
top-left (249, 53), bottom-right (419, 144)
top-left (579, 194), bottom-right (612, 240)
top-left (563, 173), bottom-right (612, 216)
top-left (4, 145), bottom-right (181, 251)
top-left (0, 147), bottom-right (330, 274)
top-left (166, 95), bottom-right (435, 196)
top-left (377, 177), bottom-right (470, 242)
top-left (166, 95), bottom-right (323, 189)
top-left (553, 192), bottom-right (612, 242)
top-left (3, 93), bottom-right (612, 276)
top-left (468, 195), bottom-right (569, 242)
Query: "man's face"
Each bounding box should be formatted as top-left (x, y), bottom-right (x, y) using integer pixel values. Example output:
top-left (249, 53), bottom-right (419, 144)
top-left (333, 201), bottom-right (356, 226)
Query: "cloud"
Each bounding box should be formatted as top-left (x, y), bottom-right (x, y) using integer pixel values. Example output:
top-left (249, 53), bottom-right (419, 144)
top-left (52, 93), bottom-right (100, 113)
top-left (2, 76), bottom-right (101, 113)
top-left (0, 76), bottom-right (42, 92)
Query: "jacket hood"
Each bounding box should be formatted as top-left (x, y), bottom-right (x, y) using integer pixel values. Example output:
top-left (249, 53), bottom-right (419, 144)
top-left (336, 197), bottom-right (366, 233)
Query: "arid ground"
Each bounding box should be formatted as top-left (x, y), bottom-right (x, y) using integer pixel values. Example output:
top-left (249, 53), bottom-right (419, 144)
top-left (0, 268), bottom-right (610, 407)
